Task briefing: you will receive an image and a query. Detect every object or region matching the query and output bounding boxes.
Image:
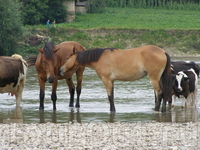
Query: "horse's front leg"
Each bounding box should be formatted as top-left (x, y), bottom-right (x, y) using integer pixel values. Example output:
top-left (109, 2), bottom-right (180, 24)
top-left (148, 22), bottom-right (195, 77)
top-left (51, 80), bottom-right (58, 110)
top-left (102, 77), bottom-right (115, 112)
top-left (75, 66), bottom-right (84, 108)
top-left (66, 78), bottom-right (75, 107)
top-left (38, 77), bottom-right (46, 110)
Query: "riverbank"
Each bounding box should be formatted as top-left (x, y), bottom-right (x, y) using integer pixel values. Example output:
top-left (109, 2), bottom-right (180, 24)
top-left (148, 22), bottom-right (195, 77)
top-left (0, 122), bottom-right (199, 149)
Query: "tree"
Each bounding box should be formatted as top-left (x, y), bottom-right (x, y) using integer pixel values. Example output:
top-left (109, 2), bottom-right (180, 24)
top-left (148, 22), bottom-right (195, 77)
top-left (20, 0), bottom-right (49, 25)
top-left (20, 0), bottom-right (67, 25)
top-left (86, 0), bottom-right (106, 13)
top-left (46, 0), bottom-right (67, 24)
top-left (0, 0), bottom-right (24, 56)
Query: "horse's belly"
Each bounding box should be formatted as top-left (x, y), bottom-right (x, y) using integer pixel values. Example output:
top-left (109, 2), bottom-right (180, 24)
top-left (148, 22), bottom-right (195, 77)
top-left (112, 71), bottom-right (147, 81)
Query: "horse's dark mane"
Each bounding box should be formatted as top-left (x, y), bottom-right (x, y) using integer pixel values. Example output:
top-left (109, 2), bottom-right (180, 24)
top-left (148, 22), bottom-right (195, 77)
top-left (76, 48), bottom-right (116, 64)
top-left (43, 41), bottom-right (56, 60)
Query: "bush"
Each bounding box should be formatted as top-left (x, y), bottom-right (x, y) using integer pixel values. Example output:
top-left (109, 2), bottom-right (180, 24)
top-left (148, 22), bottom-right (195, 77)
top-left (86, 0), bottom-right (106, 13)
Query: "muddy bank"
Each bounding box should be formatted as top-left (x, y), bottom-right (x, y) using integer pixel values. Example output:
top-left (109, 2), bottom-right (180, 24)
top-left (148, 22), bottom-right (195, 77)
top-left (0, 122), bottom-right (200, 149)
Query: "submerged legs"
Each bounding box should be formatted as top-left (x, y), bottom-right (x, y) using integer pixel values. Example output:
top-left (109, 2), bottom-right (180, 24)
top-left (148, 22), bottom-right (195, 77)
top-left (102, 77), bottom-right (116, 112)
top-left (75, 67), bottom-right (84, 108)
top-left (51, 80), bottom-right (58, 110)
top-left (66, 78), bottom-right (75, 107)
top-left (38, 78), bottom-right (46, 110)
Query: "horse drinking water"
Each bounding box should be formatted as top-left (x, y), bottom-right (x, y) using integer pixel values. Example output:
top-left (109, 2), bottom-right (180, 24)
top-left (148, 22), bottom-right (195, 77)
top-left (59, 45), bottom-right (172, 112)
top-left (28, 41), bottom-right (85, 110)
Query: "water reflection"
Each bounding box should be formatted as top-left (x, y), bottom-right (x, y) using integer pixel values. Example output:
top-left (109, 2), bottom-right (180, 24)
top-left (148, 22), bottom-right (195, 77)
top-left (2, 106), bottom-right (23, 123)
top-left (154, 108), bottom-right (198, 122)
top-left (0, 107), bottom-right (198, 124)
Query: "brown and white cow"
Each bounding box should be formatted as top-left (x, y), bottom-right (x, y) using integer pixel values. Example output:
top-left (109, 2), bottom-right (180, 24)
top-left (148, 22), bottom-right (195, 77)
top-left (0, 54), bottom-right (28, 106)
top-left (172, 68), bottom-right (198, 108)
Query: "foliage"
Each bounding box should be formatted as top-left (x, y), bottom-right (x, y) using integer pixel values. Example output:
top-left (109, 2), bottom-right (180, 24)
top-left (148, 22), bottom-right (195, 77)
top-left (46, 0), bottom-right (67, 23)
top-left (0, 0), bottom-right (24, 56)
top-left (20, 0), bottom-right (49, 25)
top-left (61, 8), bottom-right (200, 30)
top-left (105, 0), bottom-right (200, 10)
top-left (20, 0), bottom-right (67, 25)
top-left (86, 0), bottom-right (106, 13)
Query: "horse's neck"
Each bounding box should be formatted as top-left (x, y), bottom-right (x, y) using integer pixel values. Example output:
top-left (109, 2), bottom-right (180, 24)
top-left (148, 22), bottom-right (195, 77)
top-left (85, 62), bottom-right (95, 70)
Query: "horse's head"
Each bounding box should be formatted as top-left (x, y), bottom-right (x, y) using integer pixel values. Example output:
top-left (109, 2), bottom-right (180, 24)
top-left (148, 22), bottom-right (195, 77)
top-left (59, 49), bottom-right (78, 76)
top-left (37, 42), bottom-right (60, 83)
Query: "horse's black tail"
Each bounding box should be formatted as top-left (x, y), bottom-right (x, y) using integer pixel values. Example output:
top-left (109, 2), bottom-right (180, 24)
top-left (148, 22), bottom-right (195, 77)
top-left (26, 56), bottom-right (37, 66)
top-left (161, 53), bottom-right (172, 103)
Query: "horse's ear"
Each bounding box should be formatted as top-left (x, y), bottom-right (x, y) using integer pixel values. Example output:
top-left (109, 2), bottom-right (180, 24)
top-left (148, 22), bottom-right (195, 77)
top-left (37, 48), bottom-right (44, 53)
top-left (73, 47), bottom-right (76, 54)
top-left (53, 48), bottom-right (60, 53)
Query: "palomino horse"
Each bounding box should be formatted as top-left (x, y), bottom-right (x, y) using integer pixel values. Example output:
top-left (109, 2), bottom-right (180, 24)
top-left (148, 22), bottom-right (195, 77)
top-left (59, 45), bottom-right (172, 112)
top-left (28, 41), bottom-right (85, 110)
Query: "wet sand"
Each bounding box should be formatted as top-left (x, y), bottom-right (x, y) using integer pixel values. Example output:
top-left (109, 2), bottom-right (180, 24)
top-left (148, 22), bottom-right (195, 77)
top-left (0, 122), bottom-right (200, 149)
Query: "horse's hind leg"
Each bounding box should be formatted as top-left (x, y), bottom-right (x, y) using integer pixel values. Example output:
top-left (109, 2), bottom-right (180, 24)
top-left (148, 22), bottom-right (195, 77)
top-left (75, 67), bottom-right (84, 108)
top-left (150, 79), bottom-right (163, 112)
top-left (155, 92), bottom-right (162, 112)
top-left (66, 78), bottom-right (75, 107)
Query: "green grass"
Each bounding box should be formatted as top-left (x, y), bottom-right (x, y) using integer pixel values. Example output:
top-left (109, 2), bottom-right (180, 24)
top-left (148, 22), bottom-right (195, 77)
top-left (62, 8), bottom-right (200, 30)
top-left (26, 7), bottom-right (200, 30)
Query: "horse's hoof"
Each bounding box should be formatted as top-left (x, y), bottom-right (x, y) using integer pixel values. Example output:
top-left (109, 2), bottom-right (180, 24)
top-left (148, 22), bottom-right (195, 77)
top-left (69, 104), bottom-right (74, 107)
top-left (39, 106), bottom-right (44, 110)
top-left (110, 109), bottom-right (116, 113)
top-left (154, 111), bottom-right (159, 114)
top-left (75, 104), bottom-right (80, 108)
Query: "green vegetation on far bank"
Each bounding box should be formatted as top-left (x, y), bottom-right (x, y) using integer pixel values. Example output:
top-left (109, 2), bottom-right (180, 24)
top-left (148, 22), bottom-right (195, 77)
top-left (27, 8), bottom-right (200, 30)
top-left (23, 7), bottom-right (200, 57)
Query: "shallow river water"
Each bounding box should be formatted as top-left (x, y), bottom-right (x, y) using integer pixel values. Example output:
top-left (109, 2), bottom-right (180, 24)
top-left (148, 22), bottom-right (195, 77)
top-left (1, 57), bottom-right (200, 124)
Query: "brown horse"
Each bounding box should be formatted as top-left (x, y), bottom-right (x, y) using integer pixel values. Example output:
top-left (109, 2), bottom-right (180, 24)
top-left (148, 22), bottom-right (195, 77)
top-left (59, 45), bottom-right (172, 112)
top-left (28, 41), bottom-right (85, 110)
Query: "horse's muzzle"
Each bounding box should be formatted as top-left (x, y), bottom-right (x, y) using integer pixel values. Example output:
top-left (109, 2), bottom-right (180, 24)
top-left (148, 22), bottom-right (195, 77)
top-left (48, 77), bottom-right (55, 83)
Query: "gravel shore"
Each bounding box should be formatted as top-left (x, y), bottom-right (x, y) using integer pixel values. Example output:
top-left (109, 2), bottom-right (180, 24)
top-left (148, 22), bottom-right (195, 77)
top-left (0, 122), bottom-right (200, 149)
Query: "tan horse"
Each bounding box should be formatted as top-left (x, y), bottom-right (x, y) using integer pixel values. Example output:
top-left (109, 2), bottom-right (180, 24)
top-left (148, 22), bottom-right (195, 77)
top-left (59, 45), bottom-right (172, 112)
top-left (28, 41), bottom-right (85, 110)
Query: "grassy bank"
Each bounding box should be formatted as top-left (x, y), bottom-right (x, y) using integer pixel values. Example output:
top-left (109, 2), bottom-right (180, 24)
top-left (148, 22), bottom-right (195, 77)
top-left (22, 8), bottom-right (200, 57)
top-left (26, 8), bottom-right (200, 30)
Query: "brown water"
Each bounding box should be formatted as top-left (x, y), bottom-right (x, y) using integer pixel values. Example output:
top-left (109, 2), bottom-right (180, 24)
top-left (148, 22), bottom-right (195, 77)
top-left (0, 58), bottom-right (200, 124)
